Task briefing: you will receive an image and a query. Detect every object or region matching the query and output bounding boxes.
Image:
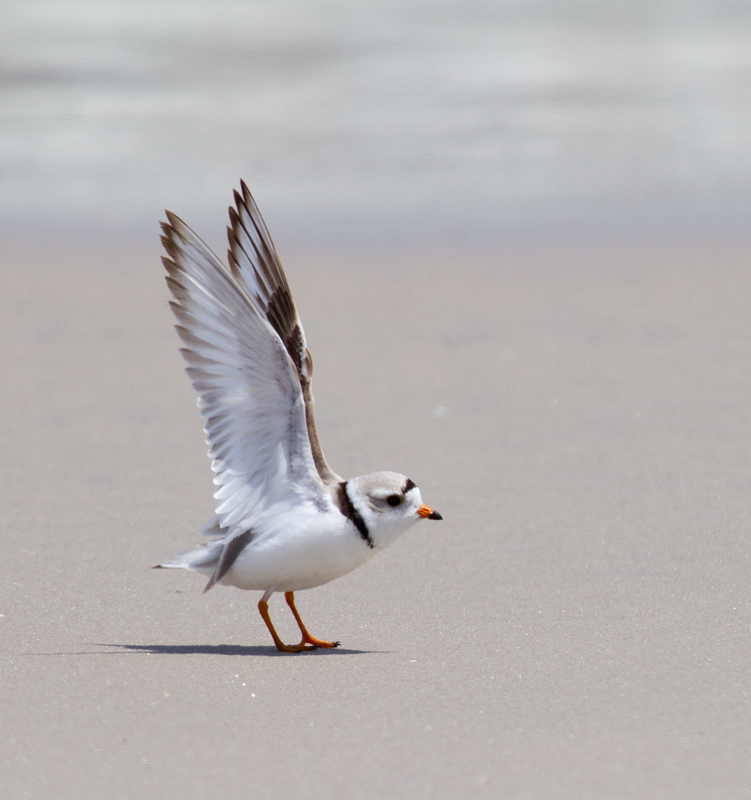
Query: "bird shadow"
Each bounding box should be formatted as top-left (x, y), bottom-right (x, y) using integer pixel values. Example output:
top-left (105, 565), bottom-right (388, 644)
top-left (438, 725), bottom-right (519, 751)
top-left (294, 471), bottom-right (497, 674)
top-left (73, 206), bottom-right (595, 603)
top-left (93, 643), bottom-right (376, 657)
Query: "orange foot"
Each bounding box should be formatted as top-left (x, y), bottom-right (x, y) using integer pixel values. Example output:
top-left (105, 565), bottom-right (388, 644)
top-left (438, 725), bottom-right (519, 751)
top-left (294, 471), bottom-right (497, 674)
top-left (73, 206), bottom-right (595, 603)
top-left (286, 592), bottom-right (340, 649)
top-left (297, 634), bottom-right (340, 649)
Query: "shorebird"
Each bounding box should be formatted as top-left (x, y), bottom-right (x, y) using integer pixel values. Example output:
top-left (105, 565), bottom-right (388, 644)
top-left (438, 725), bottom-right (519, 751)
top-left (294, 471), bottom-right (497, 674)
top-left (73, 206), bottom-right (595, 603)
top-left (156, 182), bottom-right (441, 651)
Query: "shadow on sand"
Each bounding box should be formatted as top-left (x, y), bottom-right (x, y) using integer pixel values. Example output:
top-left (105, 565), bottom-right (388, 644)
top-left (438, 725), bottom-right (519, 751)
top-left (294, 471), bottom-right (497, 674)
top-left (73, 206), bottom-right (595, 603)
top-left (93, 643), bottom-right (374, 657)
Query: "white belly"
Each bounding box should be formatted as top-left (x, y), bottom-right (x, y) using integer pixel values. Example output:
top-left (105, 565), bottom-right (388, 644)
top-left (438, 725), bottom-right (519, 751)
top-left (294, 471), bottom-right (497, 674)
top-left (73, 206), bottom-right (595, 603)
top-left (221, 512), bottom-right (376, 592)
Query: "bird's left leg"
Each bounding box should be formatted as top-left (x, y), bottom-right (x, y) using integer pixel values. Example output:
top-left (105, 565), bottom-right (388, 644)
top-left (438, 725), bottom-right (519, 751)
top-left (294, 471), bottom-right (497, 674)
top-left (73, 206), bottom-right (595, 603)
top-left (258, 596), bottom-right (316, 652)
top-left (285, 591), bottom-right (340, 648)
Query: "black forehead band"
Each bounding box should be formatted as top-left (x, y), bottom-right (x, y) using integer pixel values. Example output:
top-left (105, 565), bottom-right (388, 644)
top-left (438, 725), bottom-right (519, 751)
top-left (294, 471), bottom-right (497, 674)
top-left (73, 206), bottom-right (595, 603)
top-left (402, 478), bottom-right (416, 494)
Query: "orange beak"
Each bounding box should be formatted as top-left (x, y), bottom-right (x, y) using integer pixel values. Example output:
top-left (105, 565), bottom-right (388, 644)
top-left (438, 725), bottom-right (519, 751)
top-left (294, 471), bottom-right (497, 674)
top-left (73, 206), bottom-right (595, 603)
top-left (417, 504), bottom-right (443, 520)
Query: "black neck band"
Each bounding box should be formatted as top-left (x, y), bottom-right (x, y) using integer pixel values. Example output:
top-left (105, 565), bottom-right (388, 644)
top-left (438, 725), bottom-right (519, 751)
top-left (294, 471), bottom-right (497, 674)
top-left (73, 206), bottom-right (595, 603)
top-left (337, 481), bottom-right (374, 549)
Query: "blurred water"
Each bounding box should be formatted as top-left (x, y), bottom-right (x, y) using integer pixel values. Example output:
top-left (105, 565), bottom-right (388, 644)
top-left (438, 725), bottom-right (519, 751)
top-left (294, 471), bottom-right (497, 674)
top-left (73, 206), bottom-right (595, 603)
top-left (1, 0), bottom-right (750, 242)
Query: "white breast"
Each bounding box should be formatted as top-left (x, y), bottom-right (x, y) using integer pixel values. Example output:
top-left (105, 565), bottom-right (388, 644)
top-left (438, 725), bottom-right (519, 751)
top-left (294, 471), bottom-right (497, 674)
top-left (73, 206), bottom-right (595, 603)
top-left (220, 506), bottom-right (377, 592)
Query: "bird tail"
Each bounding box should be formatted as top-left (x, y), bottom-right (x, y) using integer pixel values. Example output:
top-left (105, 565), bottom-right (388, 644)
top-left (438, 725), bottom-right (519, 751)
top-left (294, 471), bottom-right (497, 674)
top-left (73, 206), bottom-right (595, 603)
top-left (153, 539), bottom-right (223, 576)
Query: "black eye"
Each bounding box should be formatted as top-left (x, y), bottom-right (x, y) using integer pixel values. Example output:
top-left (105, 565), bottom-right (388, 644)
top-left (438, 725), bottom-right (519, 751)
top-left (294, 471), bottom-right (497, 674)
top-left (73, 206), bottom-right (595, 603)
top-left (386, 494), bottom-right (402, 507)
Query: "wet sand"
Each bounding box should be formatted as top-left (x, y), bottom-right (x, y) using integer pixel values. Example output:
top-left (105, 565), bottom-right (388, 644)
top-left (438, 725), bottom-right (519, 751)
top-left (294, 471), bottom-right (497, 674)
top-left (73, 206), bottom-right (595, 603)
top-left (1, 235), bottom-right (750, 798)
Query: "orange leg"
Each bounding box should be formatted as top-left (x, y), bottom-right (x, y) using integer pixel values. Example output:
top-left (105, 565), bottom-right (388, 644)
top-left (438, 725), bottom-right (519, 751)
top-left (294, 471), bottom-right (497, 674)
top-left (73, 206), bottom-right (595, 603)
top-left (285, 592), bottom-right (340, 648)
top-left (257, 599), bottom-right (317, 652)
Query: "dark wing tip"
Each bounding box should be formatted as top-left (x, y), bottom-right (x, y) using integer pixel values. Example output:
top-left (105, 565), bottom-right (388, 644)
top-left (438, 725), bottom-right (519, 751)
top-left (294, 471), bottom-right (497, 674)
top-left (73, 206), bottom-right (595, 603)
top-left (161, 256), bottom-right (180, 279)
top-left (229, 197), bottom-right (241, 226)
top-left (163, 210), bottom-right (184, 229)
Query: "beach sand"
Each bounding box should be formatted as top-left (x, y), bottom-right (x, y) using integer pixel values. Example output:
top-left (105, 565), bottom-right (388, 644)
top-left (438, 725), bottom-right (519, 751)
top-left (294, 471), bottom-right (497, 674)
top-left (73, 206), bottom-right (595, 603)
top-left (1, 234), bottom-right (750, 798)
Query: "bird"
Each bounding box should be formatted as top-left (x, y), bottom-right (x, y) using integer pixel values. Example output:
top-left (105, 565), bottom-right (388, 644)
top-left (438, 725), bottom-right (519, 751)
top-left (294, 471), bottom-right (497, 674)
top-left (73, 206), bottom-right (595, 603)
top-left (155, 181), bottom-right (442, 652)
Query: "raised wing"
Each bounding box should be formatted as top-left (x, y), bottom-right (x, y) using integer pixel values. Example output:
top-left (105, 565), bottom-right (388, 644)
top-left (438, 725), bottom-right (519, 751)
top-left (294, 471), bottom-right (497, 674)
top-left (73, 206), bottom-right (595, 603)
top-left (161, 211), bottom-right (331, 540)
top-left (226, 181), bottom-right (341, 485)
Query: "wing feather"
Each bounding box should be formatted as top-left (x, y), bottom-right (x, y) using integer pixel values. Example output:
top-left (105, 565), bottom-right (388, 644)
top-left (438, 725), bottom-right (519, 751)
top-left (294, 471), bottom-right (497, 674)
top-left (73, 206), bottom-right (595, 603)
top-left (161, 210), bottom-right (330, 544)
top-left (225, 182), bottom-right (341, 484)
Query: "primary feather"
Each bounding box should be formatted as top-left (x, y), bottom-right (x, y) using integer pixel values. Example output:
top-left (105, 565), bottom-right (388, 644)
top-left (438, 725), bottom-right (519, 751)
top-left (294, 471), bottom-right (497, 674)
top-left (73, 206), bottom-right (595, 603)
top-left (225, 181), bottom-right (339, 484)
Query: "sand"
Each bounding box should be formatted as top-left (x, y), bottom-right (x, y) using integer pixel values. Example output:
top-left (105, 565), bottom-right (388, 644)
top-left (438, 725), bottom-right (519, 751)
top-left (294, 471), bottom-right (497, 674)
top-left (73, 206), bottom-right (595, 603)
top-left (1, 234), bottom-right (750, 798)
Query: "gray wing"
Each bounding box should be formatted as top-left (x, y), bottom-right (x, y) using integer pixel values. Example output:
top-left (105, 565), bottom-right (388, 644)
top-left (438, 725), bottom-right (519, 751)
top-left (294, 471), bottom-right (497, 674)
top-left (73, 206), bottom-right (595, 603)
top-left (161, 210), bottom-right (332, 539)
top-left (226, 181), bottom-right (341, 486)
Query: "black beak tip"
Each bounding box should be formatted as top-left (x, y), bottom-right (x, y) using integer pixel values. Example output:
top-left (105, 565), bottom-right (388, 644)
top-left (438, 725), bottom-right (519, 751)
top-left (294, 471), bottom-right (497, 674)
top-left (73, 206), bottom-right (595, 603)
top-left (428, 510), bottom-right (443, 520)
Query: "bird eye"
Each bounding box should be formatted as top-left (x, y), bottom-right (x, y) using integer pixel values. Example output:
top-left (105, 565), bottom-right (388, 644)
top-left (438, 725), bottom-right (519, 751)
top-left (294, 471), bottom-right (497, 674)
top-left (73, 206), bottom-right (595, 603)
top-left (386, 494), bottom-right (402, 507)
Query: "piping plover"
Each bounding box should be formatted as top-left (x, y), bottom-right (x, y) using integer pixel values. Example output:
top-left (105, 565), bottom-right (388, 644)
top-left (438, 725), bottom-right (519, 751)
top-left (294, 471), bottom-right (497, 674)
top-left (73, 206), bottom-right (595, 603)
top-left (156, 182), bottom-right (442, 652)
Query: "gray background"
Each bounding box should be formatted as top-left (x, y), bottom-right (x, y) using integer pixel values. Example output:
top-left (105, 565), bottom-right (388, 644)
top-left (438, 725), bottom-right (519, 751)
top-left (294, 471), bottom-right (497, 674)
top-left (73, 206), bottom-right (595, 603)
top-left (1, 0), bottom-right (750, 239)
